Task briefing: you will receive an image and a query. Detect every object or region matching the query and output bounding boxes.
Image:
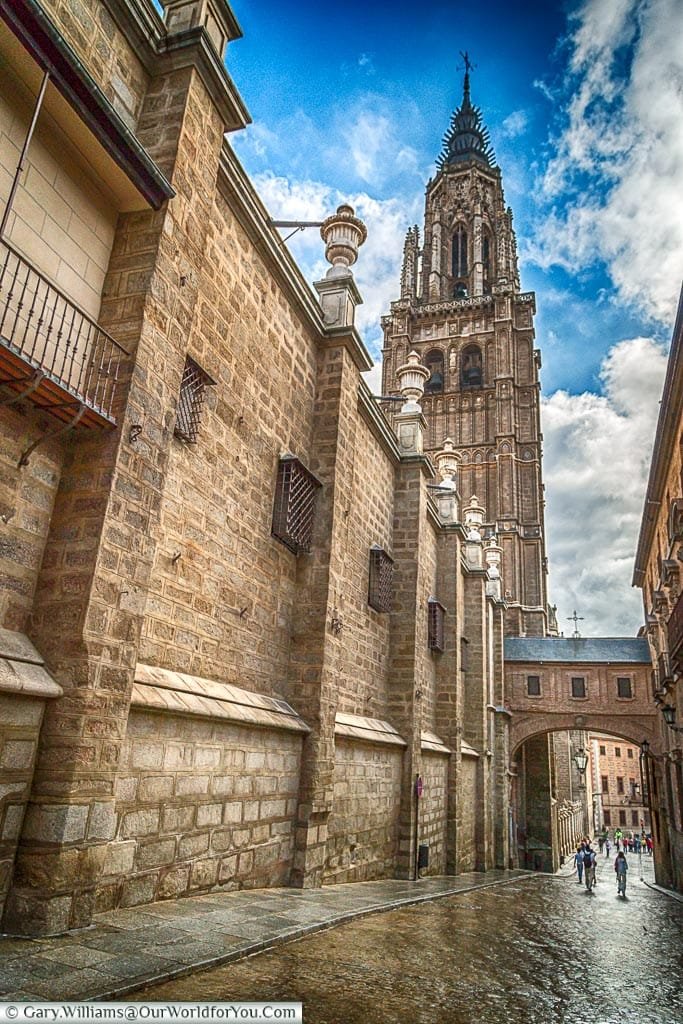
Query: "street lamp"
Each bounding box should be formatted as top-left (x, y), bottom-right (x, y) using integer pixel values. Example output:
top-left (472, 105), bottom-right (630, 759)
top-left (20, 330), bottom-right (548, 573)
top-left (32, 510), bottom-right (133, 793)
top-left (660, 704), bottom-right (683, 732)
top-left (573, 748), bottom-right (589, 775)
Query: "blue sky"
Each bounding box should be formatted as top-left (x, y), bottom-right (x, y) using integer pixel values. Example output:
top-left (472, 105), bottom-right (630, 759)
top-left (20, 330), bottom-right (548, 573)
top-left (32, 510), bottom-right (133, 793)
top-left (222, 0), bottom-right (683, 634)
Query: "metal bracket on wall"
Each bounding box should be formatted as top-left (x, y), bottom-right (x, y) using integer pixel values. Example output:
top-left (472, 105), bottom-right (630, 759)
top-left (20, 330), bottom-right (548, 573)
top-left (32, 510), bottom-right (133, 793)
top-left (18, 400), bottom-right (86, 467)
top-left (0, 368), bottom-right (46, 406)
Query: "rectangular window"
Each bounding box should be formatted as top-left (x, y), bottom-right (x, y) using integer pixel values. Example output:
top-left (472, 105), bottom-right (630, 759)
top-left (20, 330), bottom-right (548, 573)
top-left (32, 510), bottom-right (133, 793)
top-left (627, 748), bottom-right (634, 759)
top-left (601, 775), bottom-right (609, 794)
top-left (599, 745), bottom-right (606, 756)
top-left (174, 356), bottom-right (215, 443)
top-left (368, 546), bottom-right (394, 613)
top-left (271, 455), bottom-right (322, 554)
top-left (631, 811), bottom-right (640, 827)
top-left (619, 810), bottom-right (627, 826)
top-left (428, 599), bottom-right (446, 652)
top-left (460, 637), bottom-right (469, 672)
top-left (617, 677), bottom-right (632, 698)
top-left (527, 675), bottom-right (541, 696)
top-left (571, 677), bottom-right (586, 698)
top-left (617, 776), bottom-right (624, 794)
top-left (603, 809), bottom-right (611, 826)
top-left (615, 746), bottom-right (621, 758)
top-left (629, 778), bottom-right (637, 797)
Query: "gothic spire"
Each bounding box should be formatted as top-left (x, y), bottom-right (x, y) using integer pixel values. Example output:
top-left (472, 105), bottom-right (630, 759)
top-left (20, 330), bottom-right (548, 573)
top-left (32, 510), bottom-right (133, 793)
top-left (437, 55), bottom-right (496, 169)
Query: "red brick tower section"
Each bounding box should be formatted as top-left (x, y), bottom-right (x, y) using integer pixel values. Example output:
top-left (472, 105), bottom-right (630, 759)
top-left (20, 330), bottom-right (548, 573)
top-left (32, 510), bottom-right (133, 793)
top-left (381, 70), bottom-right (549, 637)
top-left (2, 2), bottom-right (249, 935)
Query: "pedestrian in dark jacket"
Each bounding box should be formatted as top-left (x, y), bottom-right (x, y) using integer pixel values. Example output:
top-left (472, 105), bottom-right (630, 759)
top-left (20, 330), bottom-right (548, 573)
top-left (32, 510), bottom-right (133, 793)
top-left (615, 851), bottom-right (628, 896)
top-left (574, 844), bottom-right (585, 883)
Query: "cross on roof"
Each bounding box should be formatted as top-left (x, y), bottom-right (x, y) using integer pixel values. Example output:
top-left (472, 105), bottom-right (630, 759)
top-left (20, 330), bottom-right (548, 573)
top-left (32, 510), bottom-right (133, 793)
top-left (459, 51), bottom-right (476, 75)
top-left (568, 610), bottom-right (584, 639)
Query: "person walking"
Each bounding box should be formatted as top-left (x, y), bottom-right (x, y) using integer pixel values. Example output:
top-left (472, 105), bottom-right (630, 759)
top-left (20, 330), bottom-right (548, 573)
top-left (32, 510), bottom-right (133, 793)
top-left (583, 844), bottom-right (597, 891)
top-left (574, 844), bottom-right (585, 884)
top-left (615, 850), bottom-right (628, 896)
top-left (604, 836), bottom-right (611, 858)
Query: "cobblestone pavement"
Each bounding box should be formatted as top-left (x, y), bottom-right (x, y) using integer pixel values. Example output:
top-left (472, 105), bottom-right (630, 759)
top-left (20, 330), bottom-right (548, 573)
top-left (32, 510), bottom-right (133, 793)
top-left (135, 853), bottom-right (683, 1024)
top-left (0, 870), bottom-right (528, 1000)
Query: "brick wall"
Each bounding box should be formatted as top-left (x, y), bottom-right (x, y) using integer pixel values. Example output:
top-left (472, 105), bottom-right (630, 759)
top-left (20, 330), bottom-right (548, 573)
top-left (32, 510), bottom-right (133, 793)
top-left (457, 754), bottom-right (477, 870)
top-left (0, 69), bottom-right (119, 319)
top-left (323, 738), bottom-right (402, 884)
top-left (419, 752), bottom-right (448, 874)
top-left (0, 405), bottom-right (65, 632)
top-left (99, 709), bottom-right (303, 909)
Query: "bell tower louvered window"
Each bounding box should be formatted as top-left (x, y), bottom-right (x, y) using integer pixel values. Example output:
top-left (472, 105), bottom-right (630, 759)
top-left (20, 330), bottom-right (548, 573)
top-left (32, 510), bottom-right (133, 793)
top-left (174, 356), bottom-right (215, 443)
top-left (428, 599), bottom-right (446, 652)
top-left (368, 546), bottom-right (394, 613)
top-left (271, 455), bottom-right (322, 554)
top-left (452, 224), bottom-right (468, 278)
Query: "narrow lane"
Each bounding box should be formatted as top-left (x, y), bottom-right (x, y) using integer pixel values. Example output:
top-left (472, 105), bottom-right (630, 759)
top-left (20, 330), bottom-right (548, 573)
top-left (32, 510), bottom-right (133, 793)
top-left (135, 854), bottom-right (682, 1024)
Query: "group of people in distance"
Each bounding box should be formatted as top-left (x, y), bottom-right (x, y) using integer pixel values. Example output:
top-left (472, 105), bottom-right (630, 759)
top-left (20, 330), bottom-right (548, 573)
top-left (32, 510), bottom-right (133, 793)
top-left (572, 830), bottom-right (651, 897)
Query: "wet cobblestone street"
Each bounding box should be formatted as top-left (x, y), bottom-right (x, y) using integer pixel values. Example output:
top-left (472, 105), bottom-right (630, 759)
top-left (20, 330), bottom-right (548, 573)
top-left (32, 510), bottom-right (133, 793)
top-left (135, 857), bottom-right (683, 1024)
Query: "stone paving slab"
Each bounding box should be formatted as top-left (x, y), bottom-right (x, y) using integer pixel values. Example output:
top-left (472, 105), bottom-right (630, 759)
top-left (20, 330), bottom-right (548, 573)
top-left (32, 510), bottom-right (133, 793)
top-left (0, 870), bottom-right (533, 1001)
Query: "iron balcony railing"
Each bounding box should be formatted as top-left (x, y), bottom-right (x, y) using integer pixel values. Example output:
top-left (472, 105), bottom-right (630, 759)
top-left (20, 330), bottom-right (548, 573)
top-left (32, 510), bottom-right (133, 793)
top-left (0, 238), bottom-right (125, 421)
top-left (668, 590), bottom-right (683, 666)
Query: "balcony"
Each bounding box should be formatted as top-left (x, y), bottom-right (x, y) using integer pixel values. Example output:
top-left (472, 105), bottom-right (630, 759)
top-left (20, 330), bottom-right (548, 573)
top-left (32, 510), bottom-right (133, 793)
top-left (0, 238), bottom-right (125, 430)
top-left (669, 589), bottom-right (683, 667)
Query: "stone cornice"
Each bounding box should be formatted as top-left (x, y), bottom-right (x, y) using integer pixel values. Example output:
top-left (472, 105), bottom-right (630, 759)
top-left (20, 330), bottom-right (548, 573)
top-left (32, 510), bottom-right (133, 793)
top-left (217, 144), bottom-right (329, 339)
top-left (357, 381), bottom-right (401, 463)
top-left (633, 285), bottom-right (683, 587)
top-left (104, 0), bottom-right (250, 131)
top-left (323, 325), bottom-right (373, 372)
top-left (1, 0), bottom-right (174, 209)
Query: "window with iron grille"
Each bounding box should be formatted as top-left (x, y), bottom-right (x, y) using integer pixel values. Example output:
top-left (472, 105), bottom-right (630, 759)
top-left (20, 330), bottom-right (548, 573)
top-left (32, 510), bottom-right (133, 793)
top-left (368, 546), bottom-right (394, 613)
top-left (631, 811), bottom-right (639, 827)
top-left (616, 776), bottom-right (624, 794)
top-left (174, 356), bottom-right (215, 443)
top-left (617, 676), bottom-right (632, 699)
top-left (603, 809), bottom-right (611, 826)
top-left (571, 676), bottom-right (586, 698)
top-left (527, 675), bottom-right (541, 697)
top-left (271, 455), bottom-right (322, 554)
top-left (428, 599), bottom-right (446, 652)
top-left (601, 775), bottom-right (608, 794)
top-left (618, 809), bottom-right (627, 826)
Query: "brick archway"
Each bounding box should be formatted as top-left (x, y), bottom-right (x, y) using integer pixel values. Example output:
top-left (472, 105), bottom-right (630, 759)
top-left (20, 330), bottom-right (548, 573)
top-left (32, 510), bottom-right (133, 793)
top-left (510, 712), bottom-right (658, 760)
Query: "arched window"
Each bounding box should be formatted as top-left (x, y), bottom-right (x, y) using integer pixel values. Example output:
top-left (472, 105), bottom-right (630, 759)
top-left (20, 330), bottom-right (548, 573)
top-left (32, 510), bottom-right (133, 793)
top-left (482, 228), bottom-right (493, 293)
top-left (424, 349), bottom-right (444, 394)
top-left (452, 225), bottom-right (468, 279)
top-left (461, 345), bottom-right (483, 387)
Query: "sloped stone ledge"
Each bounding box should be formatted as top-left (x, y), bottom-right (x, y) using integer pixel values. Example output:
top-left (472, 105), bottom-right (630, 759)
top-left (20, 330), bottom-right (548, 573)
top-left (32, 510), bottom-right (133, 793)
top-left (132, 663), bottom-right (309, 734)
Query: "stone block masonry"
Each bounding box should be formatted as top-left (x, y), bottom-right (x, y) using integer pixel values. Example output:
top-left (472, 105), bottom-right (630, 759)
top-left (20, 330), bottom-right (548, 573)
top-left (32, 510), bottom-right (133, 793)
top-left (323, 738), bottom-right (403, 885)
top-left (98, 708), bottom-right (303, 910)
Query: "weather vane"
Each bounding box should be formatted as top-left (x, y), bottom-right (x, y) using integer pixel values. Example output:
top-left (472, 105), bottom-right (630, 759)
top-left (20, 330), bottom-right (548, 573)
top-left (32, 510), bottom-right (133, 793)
top-left (568, 610), bottom-right (584, 639)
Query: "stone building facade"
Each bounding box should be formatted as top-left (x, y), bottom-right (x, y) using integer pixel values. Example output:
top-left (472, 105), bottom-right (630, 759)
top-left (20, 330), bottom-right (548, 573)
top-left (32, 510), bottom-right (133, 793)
top-left (589, 733), bottom-right (649, 834)
top-left (633, 284), bottom-right (683, 894)
top-left (0, 0), bottom-right (510, 936)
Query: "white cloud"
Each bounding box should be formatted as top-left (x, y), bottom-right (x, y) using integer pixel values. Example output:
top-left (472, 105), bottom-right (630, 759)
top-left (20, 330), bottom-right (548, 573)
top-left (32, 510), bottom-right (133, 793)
top-left (529, 0), bottom-right (683, 324)
top-left (501, 110), bottom-right (529, 138)
top-left (543, 336), bottom-right (668, 635)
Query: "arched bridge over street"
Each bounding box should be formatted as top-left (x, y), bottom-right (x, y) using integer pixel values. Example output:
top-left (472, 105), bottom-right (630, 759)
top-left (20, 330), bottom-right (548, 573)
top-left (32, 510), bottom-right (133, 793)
top-left (503, 636), bottom-right (658, 754)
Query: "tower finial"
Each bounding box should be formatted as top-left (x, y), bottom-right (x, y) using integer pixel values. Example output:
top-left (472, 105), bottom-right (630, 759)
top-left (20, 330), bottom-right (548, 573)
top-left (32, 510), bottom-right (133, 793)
top-left (458, 51), bottom-right (476, 106)
top-left (438, 53), bottom-right (494, 169)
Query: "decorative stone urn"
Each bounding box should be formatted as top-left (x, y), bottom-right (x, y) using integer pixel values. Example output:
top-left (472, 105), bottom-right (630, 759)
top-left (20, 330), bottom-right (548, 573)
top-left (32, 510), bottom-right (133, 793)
top-left (396, 351), bottom-right (430, 413)
top-left (320, 204), bottom-right (368, 273)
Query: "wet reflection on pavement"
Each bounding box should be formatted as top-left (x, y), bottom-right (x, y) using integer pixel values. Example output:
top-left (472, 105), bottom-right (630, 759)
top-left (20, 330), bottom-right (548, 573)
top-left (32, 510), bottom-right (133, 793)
top-left (135, 858), bottom-right (683, 1024)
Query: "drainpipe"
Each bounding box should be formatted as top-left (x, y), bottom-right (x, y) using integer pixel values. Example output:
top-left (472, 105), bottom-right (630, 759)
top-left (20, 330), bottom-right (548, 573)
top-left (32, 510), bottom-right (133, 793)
top-left (0, 70), bottom-right (49, 240)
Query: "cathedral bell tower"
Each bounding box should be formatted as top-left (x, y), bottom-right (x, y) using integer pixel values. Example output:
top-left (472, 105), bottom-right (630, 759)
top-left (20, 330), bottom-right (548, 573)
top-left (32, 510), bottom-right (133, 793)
top-left (381, 62), bottom-right (550, 636)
